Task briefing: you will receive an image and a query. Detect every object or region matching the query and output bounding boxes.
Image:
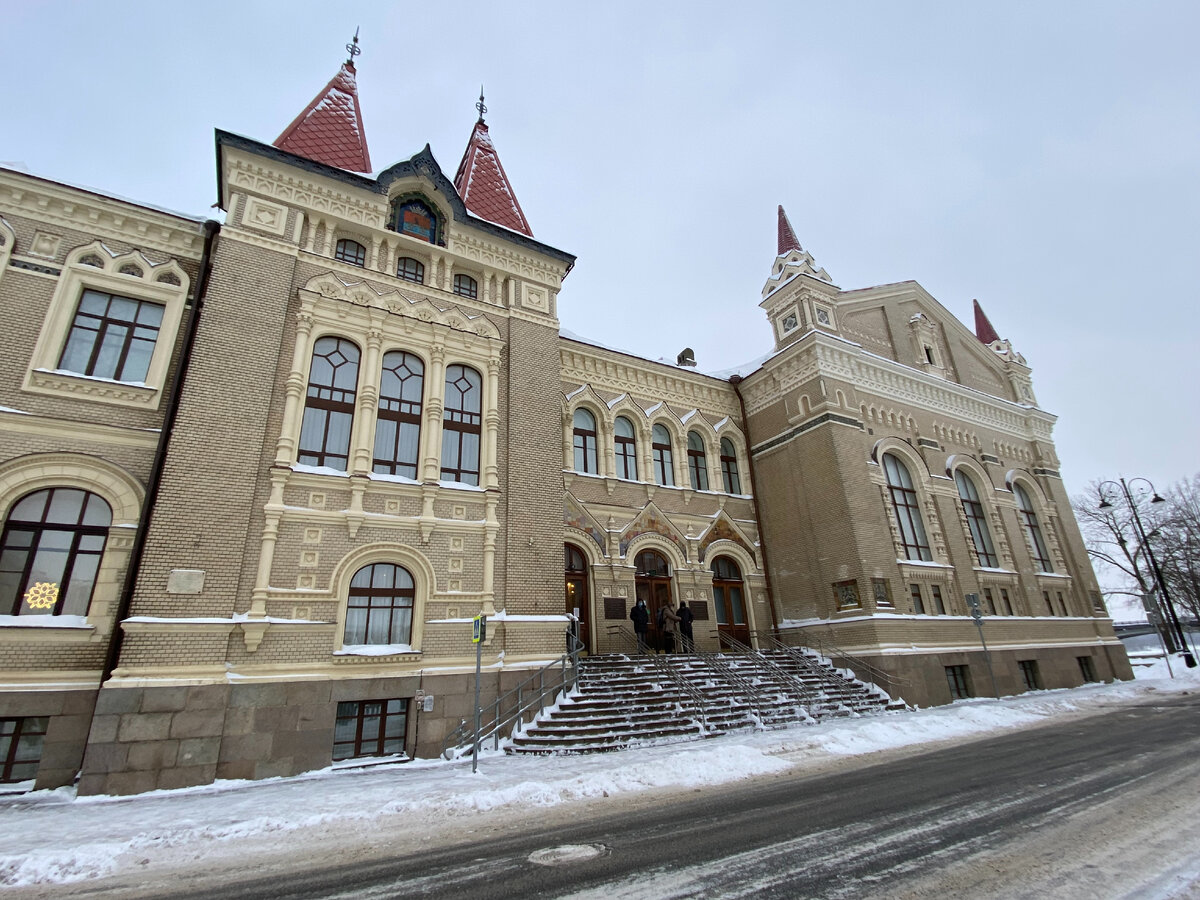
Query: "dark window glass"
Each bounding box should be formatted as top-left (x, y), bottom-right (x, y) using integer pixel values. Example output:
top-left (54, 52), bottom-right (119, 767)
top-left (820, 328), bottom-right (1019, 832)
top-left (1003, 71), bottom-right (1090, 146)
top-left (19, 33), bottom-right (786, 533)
top-left (332, 699), bottom-right (409, 761)
top-left (565, 544), bottom-right (588, 574)
top-left (58, 289), bottom-right (164, 383)
top-left (441, 364), bottom-right (481, 485)
top-left (573, 409), bottom-right (598, 474)
top-left (720, 437), bottom-right (741, 494)
top-left (344, 563), bottom-right (415, 646)
top-left (945, 665), bottom-right (972, 699)
top-left (1043, 590), bottom-right (1054, 615)
top-left (687, 431), bottom-right (709, 491)
top-left (711, 557), bottom-right (745, 624)
top-left (334, 239), bottom-right (366, 267)
top-left (1018, 660), bottom-right (1042, 691)
top-left (453, 274), bottom-right (478, 300)
top-left (1078, 655), bottom-right (1098, 683)
top-left (1001, 588), bottom-right (1014, 615)
top-left (635, 550), bottom-right (670, 578)
top-left (983, 587), bottom-right (997, 615)
top-left (396, 257), bottom-right (425, 283)
top-left (298, 337), bottom-right (360, 471)
top-left (955, 470), bottom-right (998, 567)
top-left (883, 454), bottom-right (932, 561)
top-left (614, 416), bottom-right (637, 480)
top-left (373, 351), bottom-right (424, 479)
top-left (1015, 484), bottom-right (1053, 572)
top-left (1, 488), bottom-right (111, 617)
top-left (931, 584), bottom-right (947, 615)
top-left (909, 583), bottom-right (926, 615)
top-left (0, 717), bottom-right (49, 783)
top-left (652, 424), bottom-right (674, 487)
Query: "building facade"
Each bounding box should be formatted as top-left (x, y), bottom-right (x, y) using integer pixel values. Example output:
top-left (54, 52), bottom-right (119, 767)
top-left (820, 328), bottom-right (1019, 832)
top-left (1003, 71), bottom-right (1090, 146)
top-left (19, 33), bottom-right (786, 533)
top-left (0, 54), bottom-right (1131, 795)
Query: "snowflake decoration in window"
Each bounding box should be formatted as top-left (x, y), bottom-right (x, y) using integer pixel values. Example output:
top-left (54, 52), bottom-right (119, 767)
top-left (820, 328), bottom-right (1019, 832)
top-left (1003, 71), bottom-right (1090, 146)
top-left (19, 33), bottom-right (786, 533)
top-left (782, 313), bottom-right (798, 333)
top-left (816, 307), bottom-right (831, 326)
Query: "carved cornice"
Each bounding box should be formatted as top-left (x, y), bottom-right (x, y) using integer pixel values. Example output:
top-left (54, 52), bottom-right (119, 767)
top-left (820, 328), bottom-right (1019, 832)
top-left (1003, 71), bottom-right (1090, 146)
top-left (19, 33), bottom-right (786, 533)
top-left (0, 168), bottom-right (205, 257)
top-left (225, 150), bottom-right (384, 228)
top-left (743, 331), bottom-right (1057, 442)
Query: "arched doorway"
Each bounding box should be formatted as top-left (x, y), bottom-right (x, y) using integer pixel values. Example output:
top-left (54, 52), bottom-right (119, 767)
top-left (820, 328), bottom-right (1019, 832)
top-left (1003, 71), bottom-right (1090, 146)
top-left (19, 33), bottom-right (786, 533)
top-left (564, 543), bottom-right (590, 652)
top-left (635, 549), bottom-right (673, 652)
top-left (711, 556), bottom-right (749, 648)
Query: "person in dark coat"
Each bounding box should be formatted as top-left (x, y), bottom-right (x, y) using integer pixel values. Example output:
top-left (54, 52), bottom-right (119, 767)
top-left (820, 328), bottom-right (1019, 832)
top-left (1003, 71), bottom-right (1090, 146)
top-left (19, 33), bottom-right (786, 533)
top-left (659, 602), bottom-right (681, 654)
top-left (677, 599), bottom-right (695, 653)
top-left (629, 598), bottom-right (650, 654)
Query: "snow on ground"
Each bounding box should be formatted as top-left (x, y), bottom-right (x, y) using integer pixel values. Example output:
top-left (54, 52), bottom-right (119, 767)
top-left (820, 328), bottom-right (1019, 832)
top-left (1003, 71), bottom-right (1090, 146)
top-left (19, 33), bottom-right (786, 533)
top-left (1, 657), bottom-right (1198, 890)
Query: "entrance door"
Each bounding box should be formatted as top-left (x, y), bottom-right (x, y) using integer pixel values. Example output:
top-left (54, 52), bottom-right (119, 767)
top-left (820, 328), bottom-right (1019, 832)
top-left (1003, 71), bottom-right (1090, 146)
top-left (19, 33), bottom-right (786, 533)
top-left (711, 555), bottom-right (749, 648)
top-left (564, 544), bottom-right (590, 652)
top-left (635, 550), bottom-right (673, 651)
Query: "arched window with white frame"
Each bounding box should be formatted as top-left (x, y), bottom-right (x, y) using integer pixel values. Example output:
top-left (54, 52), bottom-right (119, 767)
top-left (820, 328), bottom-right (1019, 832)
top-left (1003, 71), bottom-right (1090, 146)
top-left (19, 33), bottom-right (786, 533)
top-left (573, 408), bottom-right (599, 474)
top-left (720, 437), bottom-right (741, 494)
top-left (652, 424), bottom-right (675, 487)
top-left (687, 431), bottom-right (709, 491)
top-left (1014, 483), bottom-right (1053, 572)
top-left (883, 453), bottom-right (932, 561)
top-left (343, 563), bottom-right (414, 647)
top-left (613, 416), bottom-right (637, 480)
top-left (373, 351), bottom-right (424, 479)
top-left (441, 364), bottom-right (482, 485)
top-left (298, 337), bottom-right (360, 471)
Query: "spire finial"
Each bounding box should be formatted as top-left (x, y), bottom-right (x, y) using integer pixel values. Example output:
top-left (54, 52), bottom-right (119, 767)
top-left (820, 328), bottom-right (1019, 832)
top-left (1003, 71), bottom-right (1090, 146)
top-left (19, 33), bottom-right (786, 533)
top-left (476, 85), bottom-right (487, 123)
top-left (345, 27), bottom-right (361, 66)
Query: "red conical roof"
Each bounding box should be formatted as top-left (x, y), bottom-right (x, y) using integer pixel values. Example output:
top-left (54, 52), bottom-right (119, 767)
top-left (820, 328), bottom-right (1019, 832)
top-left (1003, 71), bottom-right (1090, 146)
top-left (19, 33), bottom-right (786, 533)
top-left (274, 62), bottom-right (372, 173)
top-left (973, 299), bottom-right (1001, 344)
top-left (453, 119), bottom-right (532, 236)
top-left (778, 205), bottom-right (802, 255)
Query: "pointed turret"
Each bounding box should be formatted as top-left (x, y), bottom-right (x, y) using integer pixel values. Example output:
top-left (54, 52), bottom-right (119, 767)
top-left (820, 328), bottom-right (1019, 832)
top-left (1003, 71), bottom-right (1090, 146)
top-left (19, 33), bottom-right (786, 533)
top-left (973, 299), bottom-right (1001, 344)
top-left (453, 90), bottom-right (533, 236)
top-left (778, 205), bottom-right (803, 255)
top-left (273, 33), bottom-right (372, 173)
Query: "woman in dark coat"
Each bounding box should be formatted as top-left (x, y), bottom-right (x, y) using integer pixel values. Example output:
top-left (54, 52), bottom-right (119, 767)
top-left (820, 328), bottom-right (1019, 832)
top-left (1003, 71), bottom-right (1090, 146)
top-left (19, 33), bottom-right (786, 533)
top-left (677, 600), bottom-right (695, 653)
top-left (630, 598), bottom-right (650, 654)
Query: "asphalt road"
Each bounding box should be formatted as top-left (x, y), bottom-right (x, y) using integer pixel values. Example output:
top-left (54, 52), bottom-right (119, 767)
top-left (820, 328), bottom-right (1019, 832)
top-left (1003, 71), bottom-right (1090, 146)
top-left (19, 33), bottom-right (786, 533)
top-left (132, 693), bottom-right (1200, 899)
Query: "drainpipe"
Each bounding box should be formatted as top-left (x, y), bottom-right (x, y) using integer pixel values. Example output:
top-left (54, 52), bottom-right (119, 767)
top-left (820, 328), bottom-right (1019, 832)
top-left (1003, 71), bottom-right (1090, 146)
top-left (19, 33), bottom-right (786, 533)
top-left (101, 219), bottom-right (221, 681)
top-left (730, 375), bottom-right (780, 634)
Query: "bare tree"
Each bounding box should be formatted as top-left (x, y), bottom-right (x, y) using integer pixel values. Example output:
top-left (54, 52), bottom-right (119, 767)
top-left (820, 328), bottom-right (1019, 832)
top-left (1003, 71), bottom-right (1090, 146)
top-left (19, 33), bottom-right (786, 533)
top-left (1157, 475), bottom-right (1200, 625)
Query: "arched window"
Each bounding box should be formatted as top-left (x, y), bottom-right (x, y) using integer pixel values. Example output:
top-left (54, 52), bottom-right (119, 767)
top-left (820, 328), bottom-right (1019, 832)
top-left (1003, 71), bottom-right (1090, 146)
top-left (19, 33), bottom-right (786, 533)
top-left (652, 424), bottom-right (675, 486)
top-left (572, 408), bottom-right (598, 474)
top-left (334, 239), bottom-right (366, 267)
top-left (441, 365), bottom-right (482, 485)
top-left (1, 488), bottom-right (111, 617)
top-left (955, 470), bottom-right (998, 567)
top-left (344, 563), bottom-right (414, 646)
top-left (396, 257), bottom-right (424, 284)
top-left (391, 197), bottom-right (440, 244)
top-left (1014, 483), bottom-right (1053, 572)
top-left (614, 416), bottom-right (637, 480)
top-left (453, 274), bottom-right (478, 300)
top-left (882, 453), bottom-right (932, 561)
top-left (687, 431), bottom-right (709, 491)
top-left (373, 351), bottom-right (424, 479)
top-left (720, 437), bottom-right (741, 494)
top-left (298, 337), bottom-right (360, 470)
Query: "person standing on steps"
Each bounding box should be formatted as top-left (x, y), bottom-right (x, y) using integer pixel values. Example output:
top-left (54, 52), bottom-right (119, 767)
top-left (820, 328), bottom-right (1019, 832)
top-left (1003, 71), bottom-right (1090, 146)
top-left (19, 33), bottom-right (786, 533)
top-left (677, 599), bottom-right (695, 653)
top-left (630, 598), bottom-right (650, 654)
top-left (658, 601), bottom-right (681, 654)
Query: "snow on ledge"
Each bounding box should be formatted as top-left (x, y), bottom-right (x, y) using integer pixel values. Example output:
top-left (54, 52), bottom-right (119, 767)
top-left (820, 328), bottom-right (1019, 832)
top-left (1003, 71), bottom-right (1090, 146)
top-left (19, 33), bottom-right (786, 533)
top-left (0, 614), bottom-right (90, 629)
top-left (334, 644), bottom-right (417, 657)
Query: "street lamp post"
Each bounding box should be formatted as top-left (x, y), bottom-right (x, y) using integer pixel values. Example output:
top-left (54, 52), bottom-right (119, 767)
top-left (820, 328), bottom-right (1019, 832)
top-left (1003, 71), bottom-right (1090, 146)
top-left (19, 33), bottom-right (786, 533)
top-left (1098, 477), bottom-right (1196, 668)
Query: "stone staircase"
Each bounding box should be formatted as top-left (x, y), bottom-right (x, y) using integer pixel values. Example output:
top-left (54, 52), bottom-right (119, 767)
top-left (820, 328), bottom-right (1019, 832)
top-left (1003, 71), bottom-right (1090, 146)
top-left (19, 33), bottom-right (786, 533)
top-left (506, 648), bottom-right (907, 755)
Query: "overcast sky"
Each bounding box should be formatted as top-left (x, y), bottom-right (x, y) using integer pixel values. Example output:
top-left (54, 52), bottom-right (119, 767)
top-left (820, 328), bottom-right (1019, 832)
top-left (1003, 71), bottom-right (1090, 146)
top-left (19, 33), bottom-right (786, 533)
top-left (3, 1), bottom-right (1197, 502)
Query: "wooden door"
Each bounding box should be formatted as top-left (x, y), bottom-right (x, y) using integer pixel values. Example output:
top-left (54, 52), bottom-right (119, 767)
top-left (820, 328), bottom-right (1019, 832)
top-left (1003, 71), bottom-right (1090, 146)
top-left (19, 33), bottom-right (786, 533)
top-left (711, 556), bottom-right (750, 648)
top-left (564, 544), bottom-right (590, 652)
top-left (635, 549), bottom-right (673, 652)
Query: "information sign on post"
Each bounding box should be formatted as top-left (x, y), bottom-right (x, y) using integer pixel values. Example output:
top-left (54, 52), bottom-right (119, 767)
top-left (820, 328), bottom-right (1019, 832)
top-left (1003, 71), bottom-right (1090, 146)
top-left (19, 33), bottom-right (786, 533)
top-left (471, 614), bottom-right (486, 774)
top-left (472, 614), bottom-right (486, 644)
top-left (965, 593), bottom-right (998, 697)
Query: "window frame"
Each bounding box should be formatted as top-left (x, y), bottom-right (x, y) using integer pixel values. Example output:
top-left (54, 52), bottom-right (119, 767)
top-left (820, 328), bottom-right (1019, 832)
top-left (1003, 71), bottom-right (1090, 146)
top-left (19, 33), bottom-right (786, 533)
top-left (720, 437), bottom-right (741, 494)
top-left (334, 238), bottom-right (367, 267)
top-left (372, 350), bottom-right (424, 479)
top-left (687, 431), bottom-right (709, 491)
top-left (882, 453), bottom-right (932, 561)
top-left (441, 364), bottom-right (482, 485)
top-left (1014, 483), bottom-right (1054, 572)
top-left (297, 336), bottom-right (361, 471)
top-left (572, 408), bottom-right (599, 475)
top-left (945, 665), bottom-right (972, 700)
top-left (613, 416), bottom-right (637, 481)
top-left (24, 244), bottom-right (190, 410)
top-left (343, 563), bottom-right (416, 647)
top-left (652, 424), bottom-right (675, 487)
top-left (452, 274), bottom-right (479, 300)
top-left (332, 699), bottom-right (409, 762)
top-left (955, 469), bottom-right (999, 568)
top-left (57, 289), bottom-right (165, 384)
top-left (395, 256), bottom-right (425, 284)
top-left (1, 716), bottom-right (49, 783)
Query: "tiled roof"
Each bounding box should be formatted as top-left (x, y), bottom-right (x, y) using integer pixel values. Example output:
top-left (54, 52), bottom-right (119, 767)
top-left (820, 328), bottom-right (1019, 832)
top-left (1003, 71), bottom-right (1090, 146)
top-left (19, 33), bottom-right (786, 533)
top-left (453, 120), bottom-right (532, 236)
top-left (778, 205), bottom-right (803, 255)
top-left (273, 62), bottom-right (371, 174)
top-left (973, 299), bottom-right (1001, 344)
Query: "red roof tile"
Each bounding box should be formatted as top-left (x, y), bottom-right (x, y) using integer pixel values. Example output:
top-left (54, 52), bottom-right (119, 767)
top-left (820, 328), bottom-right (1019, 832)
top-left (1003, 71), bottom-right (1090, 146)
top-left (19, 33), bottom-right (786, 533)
top-left (273, 62), bottom-right (371, 173)
top-left (778, 205), bottom-right (802, 255)
top-left (453, 120), bottom-right (532, 236)
top-left (973, 299), bottom-right (1002, 344)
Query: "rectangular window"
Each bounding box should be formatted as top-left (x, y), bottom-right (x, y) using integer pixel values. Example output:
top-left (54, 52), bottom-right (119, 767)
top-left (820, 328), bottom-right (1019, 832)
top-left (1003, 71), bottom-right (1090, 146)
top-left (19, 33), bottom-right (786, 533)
top-left (982, 587), bottom-right (997, 615)
top-left (872, 578), bottom-right (893, 608)
top-left (931, 584), bottom-right (946, 615)
top-left (1056, 591), bottom-right (1068, 616)
top-left (1018, 660), bottom-right (1042, 691)
top-left (1043, 590), bottom-right (1054, 615)
top-left (58, 290), bottom-right (164, 383)
top-left (1, 716), bottom-right (48, 783)
top-left (1089, 591), bottom-right (1106, 615)
top-left (909, 583), bottom-right (926, 615)
top-left (1077, 655), bottom-right (1098, 683)
top-left (945, 665), bottom-right (971, 700)
top-left (1001, 588), bottom-right (1014, 616)
top-left (332, 699), bottom-right (409, 762)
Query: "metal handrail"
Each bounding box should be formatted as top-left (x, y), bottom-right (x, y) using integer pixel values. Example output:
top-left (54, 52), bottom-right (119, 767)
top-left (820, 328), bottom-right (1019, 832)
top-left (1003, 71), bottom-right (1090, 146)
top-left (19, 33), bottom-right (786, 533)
top-left (710, 631), bottom-right (821, 713)
top-left (440, 627), bottom-right (585, 760)
top-left (687, 638), bottom-right (779, 725)
top-left (606, 624), bottom-right (711, 734)
top-left (757, 628), bottom-right (907, 698)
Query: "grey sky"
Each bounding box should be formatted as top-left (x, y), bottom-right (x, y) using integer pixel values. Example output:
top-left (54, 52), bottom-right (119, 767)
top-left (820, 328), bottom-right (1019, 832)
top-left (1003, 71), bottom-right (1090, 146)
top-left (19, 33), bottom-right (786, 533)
top-left (3, 1), bottom-right (1197, 502)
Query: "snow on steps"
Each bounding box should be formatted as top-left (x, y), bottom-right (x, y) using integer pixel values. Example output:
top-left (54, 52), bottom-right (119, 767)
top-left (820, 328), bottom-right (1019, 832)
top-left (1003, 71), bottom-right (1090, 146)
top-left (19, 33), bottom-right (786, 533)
top-left (507, 650), bottom-right (905, 755)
